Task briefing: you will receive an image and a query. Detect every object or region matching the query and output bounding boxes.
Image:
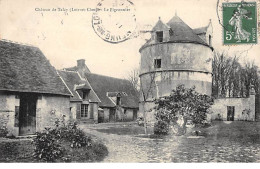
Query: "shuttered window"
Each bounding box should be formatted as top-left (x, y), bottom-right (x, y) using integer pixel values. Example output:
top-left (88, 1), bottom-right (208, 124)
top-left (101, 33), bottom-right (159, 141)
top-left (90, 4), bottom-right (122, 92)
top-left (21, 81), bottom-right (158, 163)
top-left (81, 104), bottom-right (88, 117)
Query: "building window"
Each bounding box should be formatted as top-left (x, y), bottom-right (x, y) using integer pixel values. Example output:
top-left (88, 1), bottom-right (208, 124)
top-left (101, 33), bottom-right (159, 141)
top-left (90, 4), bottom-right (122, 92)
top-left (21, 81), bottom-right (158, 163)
top-left (116, 96), bottom-right (121, 105)
top-left (209, 35), bottom-right (212, 46)
top-left (154, 59), bottom-right (161, 69)
top-left (82, 91), bottom-right (87, 100)
top-left (81, 104), bottom-right (88, 117)
top-left (156, 31), bottom-right (163, 42)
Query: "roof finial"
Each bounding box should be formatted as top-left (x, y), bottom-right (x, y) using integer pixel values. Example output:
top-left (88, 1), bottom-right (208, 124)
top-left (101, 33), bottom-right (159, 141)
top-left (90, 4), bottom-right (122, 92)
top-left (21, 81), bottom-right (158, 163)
top-left (159, 16), bottom-right (161, 20)
top-left (175, 10), bottom-right (177, 16)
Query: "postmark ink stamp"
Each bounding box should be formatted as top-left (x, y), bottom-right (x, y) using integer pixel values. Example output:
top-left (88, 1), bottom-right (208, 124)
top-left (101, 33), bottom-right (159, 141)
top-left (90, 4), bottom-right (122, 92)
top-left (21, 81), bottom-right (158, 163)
top-left (223, 2), bottom-right (257, 45)
top-left (92, 0), bottom-right (137, 43)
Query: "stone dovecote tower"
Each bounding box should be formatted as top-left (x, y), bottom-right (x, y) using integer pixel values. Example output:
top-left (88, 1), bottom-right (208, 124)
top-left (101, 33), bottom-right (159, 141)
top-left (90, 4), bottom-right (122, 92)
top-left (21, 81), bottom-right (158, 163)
top-left (139, 15), bottom-right (214, 121)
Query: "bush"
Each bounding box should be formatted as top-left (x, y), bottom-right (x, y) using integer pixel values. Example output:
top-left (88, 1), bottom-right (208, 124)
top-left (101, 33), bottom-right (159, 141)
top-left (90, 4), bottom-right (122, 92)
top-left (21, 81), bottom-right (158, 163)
top-left (91, 142), bottom-right (109, 160)
top-left (136, 117), bottom-right (144, 126)
top-left (0, 126), bottom-right (8, 138)
top-left (215, 114), bottom-right (223, 121)
top-left (33, 120), bottom-right (108, 162)
top-left (154, 120), bottom-right (169, 135)
top-left (33, 128), bottom-right (64, 162)
top-left (85, 142), bottom-right (109, 161)
top-left (51, 121), bottom-right (92, 148)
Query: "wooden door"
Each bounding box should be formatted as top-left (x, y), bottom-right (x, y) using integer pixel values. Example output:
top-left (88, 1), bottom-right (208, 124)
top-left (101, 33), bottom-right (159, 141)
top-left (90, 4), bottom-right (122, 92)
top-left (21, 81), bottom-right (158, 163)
top-left (19, 93), bottom-right (37, 135)
top-left (227, 106), bottom-right (235, 121)
top-left (109, 108), bottom-right (116, 122)
top-left (98, 110), bottom-right (104, 123)
top-left (133, 109), bottom-right (137, 120)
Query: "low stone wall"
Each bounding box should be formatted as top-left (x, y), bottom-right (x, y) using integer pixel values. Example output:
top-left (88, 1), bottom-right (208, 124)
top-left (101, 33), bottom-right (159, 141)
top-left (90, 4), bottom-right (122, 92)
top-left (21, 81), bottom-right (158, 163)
top-left (210, 94), bottom-right (255, 121)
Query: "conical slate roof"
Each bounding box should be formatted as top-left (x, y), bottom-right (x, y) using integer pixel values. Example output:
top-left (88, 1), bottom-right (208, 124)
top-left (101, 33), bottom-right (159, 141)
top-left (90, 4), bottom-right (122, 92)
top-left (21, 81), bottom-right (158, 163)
top-left (140, 15), bottom-right (209, 51)
top-left (167, 15), bottom-right (207, 44)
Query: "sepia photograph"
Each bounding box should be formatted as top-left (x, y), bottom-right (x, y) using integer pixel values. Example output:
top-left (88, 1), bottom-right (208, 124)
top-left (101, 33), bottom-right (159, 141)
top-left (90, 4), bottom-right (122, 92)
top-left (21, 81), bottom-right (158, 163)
top-left (0, 0), bottom-right (260, 164)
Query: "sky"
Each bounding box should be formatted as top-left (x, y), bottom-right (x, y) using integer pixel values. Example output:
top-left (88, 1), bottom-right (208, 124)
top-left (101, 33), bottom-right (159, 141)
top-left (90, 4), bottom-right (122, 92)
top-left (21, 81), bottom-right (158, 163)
top-left (0, 0), bottom-right (259, 78)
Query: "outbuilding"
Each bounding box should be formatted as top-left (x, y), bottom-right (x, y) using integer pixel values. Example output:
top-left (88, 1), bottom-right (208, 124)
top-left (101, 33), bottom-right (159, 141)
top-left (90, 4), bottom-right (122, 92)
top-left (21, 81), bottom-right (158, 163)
top-left (0, 40), bottom-right (72, 136)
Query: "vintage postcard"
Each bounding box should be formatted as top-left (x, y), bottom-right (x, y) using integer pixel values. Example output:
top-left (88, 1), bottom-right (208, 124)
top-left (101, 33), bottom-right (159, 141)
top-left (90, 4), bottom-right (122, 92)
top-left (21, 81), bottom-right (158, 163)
top-left (0, 0), bottom-right (260, 164)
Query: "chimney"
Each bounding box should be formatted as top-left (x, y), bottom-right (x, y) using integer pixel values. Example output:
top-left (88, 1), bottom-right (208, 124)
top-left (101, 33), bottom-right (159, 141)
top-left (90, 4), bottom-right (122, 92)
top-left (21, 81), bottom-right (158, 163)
top-left (77, 59), bottom-right (85, 68)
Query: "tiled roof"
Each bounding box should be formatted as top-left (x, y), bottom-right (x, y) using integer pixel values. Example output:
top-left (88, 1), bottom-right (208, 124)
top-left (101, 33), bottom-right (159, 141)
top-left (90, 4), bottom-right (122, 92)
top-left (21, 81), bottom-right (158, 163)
top-left (84, 73), bottom-right (139, 108)
top-left (0, 40), bottom-right (71, 96)
top-left (65, 65), bottom-right (91, 73)
top-left (167, 15), bottom-right (207, 45)
top-left (57, 70), bottom-right (100, 102)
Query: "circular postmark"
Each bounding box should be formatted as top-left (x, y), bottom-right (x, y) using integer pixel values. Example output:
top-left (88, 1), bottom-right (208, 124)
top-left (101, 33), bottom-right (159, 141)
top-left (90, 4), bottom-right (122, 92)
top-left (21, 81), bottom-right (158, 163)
top-left (92, 0), bottom-right (137, 43)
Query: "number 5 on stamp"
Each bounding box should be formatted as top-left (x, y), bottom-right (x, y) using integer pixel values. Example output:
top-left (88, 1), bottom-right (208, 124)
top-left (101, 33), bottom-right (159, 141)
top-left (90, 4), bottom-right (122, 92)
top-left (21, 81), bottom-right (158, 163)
top-left (223, 2), bottom-right (257, 45)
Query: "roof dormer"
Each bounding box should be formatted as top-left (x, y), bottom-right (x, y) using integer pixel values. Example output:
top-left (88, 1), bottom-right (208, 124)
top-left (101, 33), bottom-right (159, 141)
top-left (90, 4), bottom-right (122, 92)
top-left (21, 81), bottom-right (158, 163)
top-left (193, 19), bottom-right (213, 47)
top-left (152, 17), bottom-right (171, 43)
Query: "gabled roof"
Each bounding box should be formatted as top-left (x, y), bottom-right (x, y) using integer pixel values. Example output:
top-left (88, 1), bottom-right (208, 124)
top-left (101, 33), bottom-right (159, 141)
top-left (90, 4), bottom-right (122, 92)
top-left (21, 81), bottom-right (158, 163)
top-left (152, 19), bottom-right (170, 31)
top-left (0, 40), bottom-right (71, 96)
top-left (65, 65), bottom-right (91, 73)
top-left (57, 70), bottom-right (100, 102)
top-left (167, 15), bottom-right (207, 45)
top-left (84, 73), bottom-right (139, 108)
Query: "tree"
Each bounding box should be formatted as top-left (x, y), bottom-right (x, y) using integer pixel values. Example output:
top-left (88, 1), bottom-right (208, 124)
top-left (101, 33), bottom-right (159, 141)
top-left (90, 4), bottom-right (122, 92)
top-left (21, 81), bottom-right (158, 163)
top-left (154, 84), bottom-right (214, 135)
top-left (212, 51), bottom-right (259, 98)
top-left (139, 71), bottom-right (157, 135)
top-left (125, 68), bottom-right (140, 93)
top-left (126, 66), bottom-right (158, 135)
top-left (212, 51), bottom-right (240, 97)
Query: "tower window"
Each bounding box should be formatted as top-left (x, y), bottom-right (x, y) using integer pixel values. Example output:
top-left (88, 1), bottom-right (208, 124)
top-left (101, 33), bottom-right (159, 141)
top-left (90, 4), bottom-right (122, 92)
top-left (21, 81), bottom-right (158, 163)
top-left (156, 31), bottom-right (163, 42)
top-left (154, 59), bottom-right (161, 68)
top-left (209, 35), bottom-right (212, 46)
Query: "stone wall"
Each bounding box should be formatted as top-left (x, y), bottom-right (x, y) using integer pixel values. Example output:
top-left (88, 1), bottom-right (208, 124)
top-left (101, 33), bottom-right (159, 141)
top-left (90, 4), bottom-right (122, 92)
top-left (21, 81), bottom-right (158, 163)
top-left (35, 94), bottom-right (71, 132)
top-left (0, 92), bottom-right (19, 136)
top-left (140, 71), bottom-right (212, 101)
top-left (210, 94), bottom-right (255, 121)
top-left (123, 108), bottom-right (134, 121)
top-left (70, 102), bottom-right (98, 121)
top-left (140, 43), bottom-right (213, 75)
top-left (103, 108), bottom-right (110, 122)
top-left (70, 102), bottom-right (78, 120)
top-left (92, 103), bottom-right (98, 122)
top-left (139, 43), bottom-right (213, 102)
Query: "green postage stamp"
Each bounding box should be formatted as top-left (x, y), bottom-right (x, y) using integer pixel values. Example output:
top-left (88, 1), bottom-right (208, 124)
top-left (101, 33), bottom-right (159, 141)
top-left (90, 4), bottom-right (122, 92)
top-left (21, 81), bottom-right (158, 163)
top-left (223, 2), bottom-right (257, 45)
